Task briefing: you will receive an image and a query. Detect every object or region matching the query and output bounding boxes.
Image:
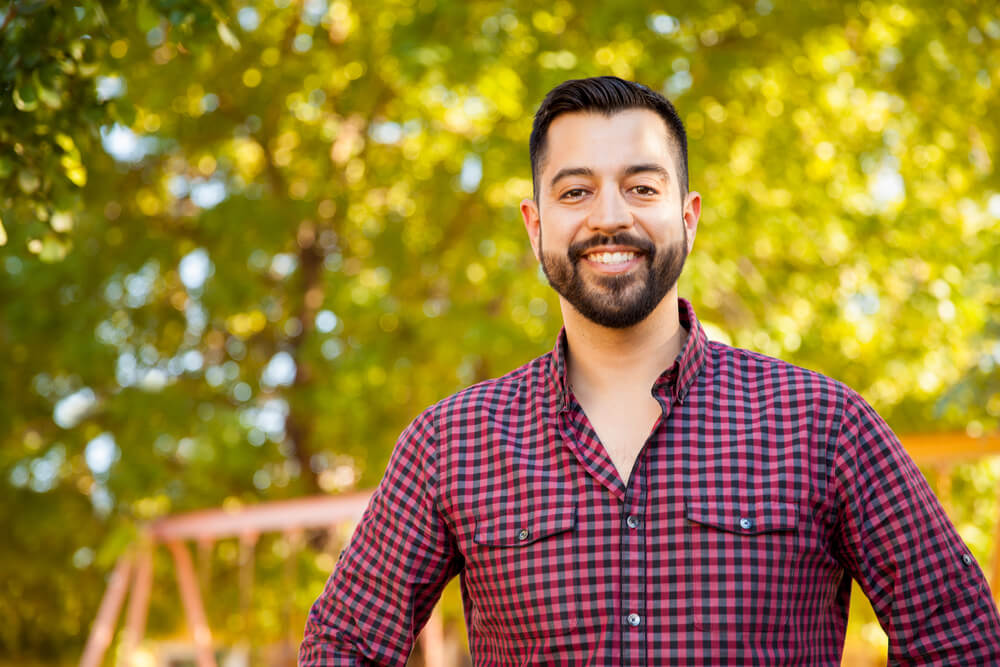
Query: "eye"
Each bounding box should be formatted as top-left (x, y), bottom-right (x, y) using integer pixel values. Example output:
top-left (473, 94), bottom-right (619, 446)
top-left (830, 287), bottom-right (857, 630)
top-left (560, 188), bottom-right (589, 200)
top-left (631, 185), bottom-right (658, 196)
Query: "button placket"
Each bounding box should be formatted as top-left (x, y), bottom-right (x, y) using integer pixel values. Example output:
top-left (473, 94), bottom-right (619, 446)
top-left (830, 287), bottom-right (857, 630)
top-left (620, 479), bottom-right (647, 662)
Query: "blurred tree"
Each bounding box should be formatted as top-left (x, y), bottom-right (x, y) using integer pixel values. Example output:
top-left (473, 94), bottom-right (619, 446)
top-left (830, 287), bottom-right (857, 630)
top-left (1, 0), bottom-right (998, 663)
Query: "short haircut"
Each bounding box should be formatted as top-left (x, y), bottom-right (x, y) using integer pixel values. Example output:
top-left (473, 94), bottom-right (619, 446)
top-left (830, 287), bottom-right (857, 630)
top-left (529, 76), bottom-right (688, 201)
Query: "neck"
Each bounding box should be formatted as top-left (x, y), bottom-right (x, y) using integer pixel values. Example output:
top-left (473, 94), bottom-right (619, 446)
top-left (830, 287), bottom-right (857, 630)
top-left (561, 289), bottom-right (687, 398)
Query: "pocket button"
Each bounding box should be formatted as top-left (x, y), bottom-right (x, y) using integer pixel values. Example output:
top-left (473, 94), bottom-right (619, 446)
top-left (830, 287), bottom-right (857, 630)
top-left (517, 528), bottom-right (530, 541)
top-left (739, 517), bottom-right (753, 530)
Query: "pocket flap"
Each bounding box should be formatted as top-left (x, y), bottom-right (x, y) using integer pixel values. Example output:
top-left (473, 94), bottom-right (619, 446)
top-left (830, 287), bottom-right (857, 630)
top-left (474, 504), bottom-right (577, 547)
top-left (685, 498), bottom-right (798, 535)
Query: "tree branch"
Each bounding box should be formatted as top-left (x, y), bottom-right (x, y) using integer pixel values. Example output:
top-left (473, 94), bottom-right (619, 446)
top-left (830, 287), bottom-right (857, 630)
top-left (0, 3), bottom-right (17, 34)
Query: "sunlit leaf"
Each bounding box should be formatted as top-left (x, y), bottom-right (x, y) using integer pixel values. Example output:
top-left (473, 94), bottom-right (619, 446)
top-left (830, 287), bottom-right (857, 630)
top-left (12, 81), bottom-right (39, 112)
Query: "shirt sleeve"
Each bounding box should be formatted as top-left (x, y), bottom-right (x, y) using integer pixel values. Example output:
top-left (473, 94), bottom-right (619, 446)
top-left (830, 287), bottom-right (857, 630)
top-left (830, 389), bottom-right (1000, 664)
top-left (299, 409), bottom-right (462, 666)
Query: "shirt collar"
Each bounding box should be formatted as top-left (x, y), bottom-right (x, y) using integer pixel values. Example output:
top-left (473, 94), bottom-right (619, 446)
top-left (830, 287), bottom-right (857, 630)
top-left (549, 297), bottom-right (709, 410)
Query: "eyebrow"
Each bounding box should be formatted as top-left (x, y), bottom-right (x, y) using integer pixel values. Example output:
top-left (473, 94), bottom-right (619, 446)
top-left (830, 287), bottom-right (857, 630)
top-left (549, 167), bottom-right (594, 191)
top-left (549, 163), bottom-right (671, 191)
top-left (624, 163), bottom-right (671, 181)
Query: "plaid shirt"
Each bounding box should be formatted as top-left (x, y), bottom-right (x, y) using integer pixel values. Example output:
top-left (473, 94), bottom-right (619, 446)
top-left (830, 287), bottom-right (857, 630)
top-left (301, 298), bottom-right (1000, 665)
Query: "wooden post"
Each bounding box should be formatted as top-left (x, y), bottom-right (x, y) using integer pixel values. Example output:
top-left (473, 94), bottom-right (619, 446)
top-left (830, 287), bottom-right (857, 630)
top-left (239, 531), bottom-right (258, 634)
top-left (79, 552), bottom-right (133, 667)
top-left (197, 536), bottom-right (214, 592)
top-left (282, 529), bottom-right (304, 666)
top-left (167, 540), bottom-right (216, 667)
top-left (121, 544), bottom-right (154, 665)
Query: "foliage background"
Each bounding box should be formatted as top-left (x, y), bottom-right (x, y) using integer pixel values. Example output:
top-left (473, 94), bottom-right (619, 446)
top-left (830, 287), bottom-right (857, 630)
top-left (1, 0), bottom-right (999, 664)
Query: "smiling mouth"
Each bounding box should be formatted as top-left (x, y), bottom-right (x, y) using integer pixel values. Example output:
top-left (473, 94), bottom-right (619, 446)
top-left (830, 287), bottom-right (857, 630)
top-left (579, 249), bottom-right (645, 274)
top-left (585, 251), bottom-right (639, 264)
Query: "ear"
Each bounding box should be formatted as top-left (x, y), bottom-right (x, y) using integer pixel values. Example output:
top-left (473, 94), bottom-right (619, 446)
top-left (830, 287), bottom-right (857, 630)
top-left (682, 191), bottom-right (701, 254)
top-left (520, 198), bottom-right (542, 262)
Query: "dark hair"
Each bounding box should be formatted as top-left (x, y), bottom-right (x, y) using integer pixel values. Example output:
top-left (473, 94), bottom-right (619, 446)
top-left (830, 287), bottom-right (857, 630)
top-left (529, 76), bottom-right (688, 200)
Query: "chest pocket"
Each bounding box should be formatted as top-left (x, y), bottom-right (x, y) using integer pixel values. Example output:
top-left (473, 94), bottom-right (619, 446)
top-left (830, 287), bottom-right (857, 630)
top-left (685, 496), bottom-right (800, 638)
top-left (474, 505), bottom-right (577, 547)
top-left (685, 498), bottom-right (798, 535)
top-left (468, 503), bottom-right (580, 639)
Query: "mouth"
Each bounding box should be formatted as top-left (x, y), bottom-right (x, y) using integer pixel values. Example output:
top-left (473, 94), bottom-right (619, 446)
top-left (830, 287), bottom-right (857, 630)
top-left (580, 247), bottom-right (644, 274)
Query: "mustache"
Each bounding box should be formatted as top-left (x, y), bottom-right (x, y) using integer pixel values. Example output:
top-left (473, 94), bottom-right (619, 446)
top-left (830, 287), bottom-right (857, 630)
top-left (567, 233), bottom-right (656, 262)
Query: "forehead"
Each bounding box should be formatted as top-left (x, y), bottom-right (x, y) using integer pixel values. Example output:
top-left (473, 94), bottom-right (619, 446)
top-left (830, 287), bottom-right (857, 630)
top-left (541, 109), bottom-right (676, 178)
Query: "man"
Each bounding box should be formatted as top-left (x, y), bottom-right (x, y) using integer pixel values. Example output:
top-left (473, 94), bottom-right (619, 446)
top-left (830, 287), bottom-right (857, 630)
top-left (300, 76), bottom-right (1000, 665)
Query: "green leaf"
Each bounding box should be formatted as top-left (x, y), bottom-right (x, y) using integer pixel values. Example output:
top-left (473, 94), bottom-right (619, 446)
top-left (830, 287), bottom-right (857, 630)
top-left (13, 0), bottom-right (52, 15)
top-left (37, 232), bottom-right (70, 262)
top-left (216, 20), bottom-right (241, 51)
top-left (12, 80), bottom-right (38, 111)
top-left (17, 170), bottom-right (40, 194)
top-left (33, 68), bottom-right (62, 109)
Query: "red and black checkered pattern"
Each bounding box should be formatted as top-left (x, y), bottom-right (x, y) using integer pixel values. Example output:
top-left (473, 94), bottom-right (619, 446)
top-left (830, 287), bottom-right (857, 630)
top-left (300, 299), bottom-right (1000, 665)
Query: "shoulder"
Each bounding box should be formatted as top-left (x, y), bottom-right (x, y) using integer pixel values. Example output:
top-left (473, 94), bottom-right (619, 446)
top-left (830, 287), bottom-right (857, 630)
top-left (391, 353), bottom-right (550, 478)
top-left (418, 351), bottom-right (551, 430)
top-left (706, 340), bottom-right (897, 442)
top-left (704, 339), bottom-right (858, 414)
top-left (708, 340), bottom-right (848, 391)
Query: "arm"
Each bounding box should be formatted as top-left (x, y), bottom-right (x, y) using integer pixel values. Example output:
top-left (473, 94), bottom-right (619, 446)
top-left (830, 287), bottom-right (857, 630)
top-left (831, 390), bottom-right (1000, 664)
top-left (299, 410), bottom-right (462, 666)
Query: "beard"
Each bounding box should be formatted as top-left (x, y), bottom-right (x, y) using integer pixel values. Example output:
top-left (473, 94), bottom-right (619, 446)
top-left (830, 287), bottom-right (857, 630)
top-left (539, 223), bottom-right (688, 329)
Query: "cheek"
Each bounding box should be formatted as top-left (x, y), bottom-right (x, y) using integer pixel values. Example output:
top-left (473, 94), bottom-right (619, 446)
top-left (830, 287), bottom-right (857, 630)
top-left (538, 208), bottom-right (593, 249)
top-left (646, 214), bottom-right (685, 242)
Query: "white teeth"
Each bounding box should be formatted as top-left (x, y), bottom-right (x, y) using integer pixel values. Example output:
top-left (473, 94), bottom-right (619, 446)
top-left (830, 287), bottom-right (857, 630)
top-left (588, 251), bottom-right (637, 264)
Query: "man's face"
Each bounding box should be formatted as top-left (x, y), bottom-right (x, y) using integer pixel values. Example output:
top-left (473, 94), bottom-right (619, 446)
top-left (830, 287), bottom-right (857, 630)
top-left (521, 109), bottom-right (701, 329)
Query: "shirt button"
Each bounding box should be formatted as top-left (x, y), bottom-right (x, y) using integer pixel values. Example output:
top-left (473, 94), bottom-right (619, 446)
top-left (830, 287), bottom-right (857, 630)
top-left (626, 613), bottom-right (641, 627)
top-left (962, 554), bottom-right (973, 566)
top-left (517, 529), bottom-right (530, 541)
top-left (739, 517), bottom-right (753, 530)
top-left (626, 515), bottom-right (641, 529)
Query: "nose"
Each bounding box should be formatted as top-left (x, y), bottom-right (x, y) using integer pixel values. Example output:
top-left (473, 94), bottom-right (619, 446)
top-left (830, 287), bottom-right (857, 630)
top-left (588, 187), bottom-right (632, 234)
